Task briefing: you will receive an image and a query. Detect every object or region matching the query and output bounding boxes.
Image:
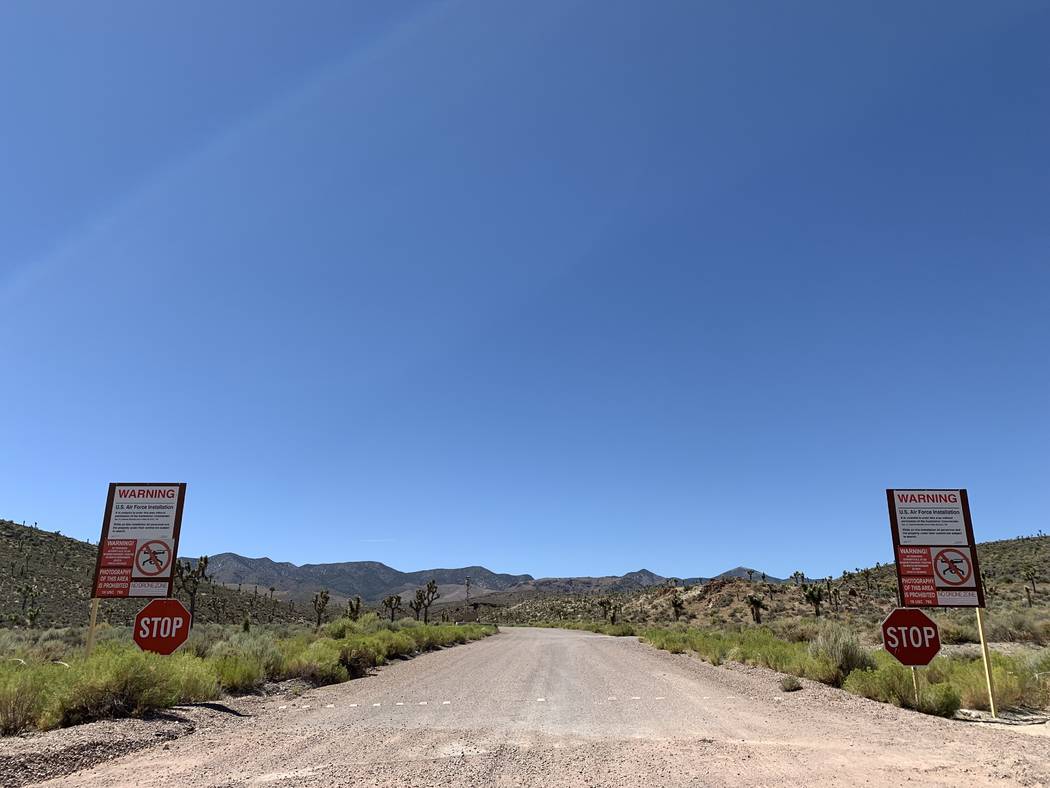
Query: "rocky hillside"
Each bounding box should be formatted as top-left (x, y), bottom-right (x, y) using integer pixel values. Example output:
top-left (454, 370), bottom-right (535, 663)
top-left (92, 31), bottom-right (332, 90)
top-left (0, 520), bottom-right (306, 628)
top-left (484, 535), bottom-right (1050, 645)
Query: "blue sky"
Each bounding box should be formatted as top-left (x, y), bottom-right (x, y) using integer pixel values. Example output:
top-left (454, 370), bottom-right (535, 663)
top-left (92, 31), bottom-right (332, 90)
top-left (2, 2), bottom-right (1048, 580)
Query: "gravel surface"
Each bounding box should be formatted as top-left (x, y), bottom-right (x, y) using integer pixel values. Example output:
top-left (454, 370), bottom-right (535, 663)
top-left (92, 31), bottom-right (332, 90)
top-left (10, 628), bottom-right (1050, 787)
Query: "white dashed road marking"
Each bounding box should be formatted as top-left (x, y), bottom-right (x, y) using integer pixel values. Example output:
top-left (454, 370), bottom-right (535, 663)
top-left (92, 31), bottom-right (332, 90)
top-left (396, 702), bottom-right (404, 706)
top-left (372, 703), bottom-right (381, 707)
top-left (442, 701), bottom-right (451, 705)
top-left (536, 698), bottom-right (546, 702)
top-left (349, 704), bottom-right (358, 708)
top-left (630, 696), bottom-right (641, 700)
top-left (419, 701), bottom-right (428, 705)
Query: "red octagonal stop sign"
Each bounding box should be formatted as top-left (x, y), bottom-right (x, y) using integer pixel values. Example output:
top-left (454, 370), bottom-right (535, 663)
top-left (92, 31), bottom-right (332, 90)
top-left (882, 607), bottom-right (940, 666)
top-left (134, 598), bottom-right (191, 655)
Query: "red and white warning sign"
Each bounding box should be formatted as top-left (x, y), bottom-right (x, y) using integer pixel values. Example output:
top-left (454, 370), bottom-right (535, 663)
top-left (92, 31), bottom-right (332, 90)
top-left (886, 489), bottom-right (984, 608)
top-left (91, 483), bottom-right (186, 599)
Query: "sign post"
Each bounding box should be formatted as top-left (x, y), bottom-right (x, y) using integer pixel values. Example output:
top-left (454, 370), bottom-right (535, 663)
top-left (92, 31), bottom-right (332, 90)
top-left (886, 488), bottom-right (994, 715)
top-left (975, 607), bottom-right (997, 718)
top-left (87, 483), bottom-right (187, 655)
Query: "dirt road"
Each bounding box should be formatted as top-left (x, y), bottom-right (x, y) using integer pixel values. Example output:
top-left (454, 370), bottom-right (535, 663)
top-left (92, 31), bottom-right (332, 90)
top-left (33, 628), bottom-right (1050, 787)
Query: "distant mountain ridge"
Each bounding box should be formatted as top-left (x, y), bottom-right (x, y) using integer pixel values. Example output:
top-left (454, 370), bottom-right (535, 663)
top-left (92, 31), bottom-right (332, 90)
top-left (202, 553), bottom-right (533, 602)
top-left (714, 566), bottom-right (786, 583)
top-left (200, 553), bottom-right (785, 603)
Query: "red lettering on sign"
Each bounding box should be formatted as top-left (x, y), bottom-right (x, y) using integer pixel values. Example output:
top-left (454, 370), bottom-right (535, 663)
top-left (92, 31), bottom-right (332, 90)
top-left (895, 492), bottom-right (959, 505)
top-left (117, 489), bottom-right (176, 499)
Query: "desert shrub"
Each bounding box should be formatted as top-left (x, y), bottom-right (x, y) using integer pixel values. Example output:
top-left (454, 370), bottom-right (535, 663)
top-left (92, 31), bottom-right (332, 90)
top-left (808, 623), bottom-right (874, 686)
top-left (337, 644), bottom-right (375, 679)
top-left (208, 632), bottom-right (284, 679)
top-left (0, 663), bottom-right (54, 734)
top-left (843, 654), bottom-right (917, 708)
top-left (921, 682), bottom-right (962, 717)
top-left (599, 623), bottom-right (637, 637)
top-left (50, 645), bottom-right (219, 727)
top-left (284, 640), bottom-right (348, 686)
top-left (780, 675), bottom-right (802, 692)
top-left (366, 629), bottom-right (417, 662)
top-left (769, 619), bottom-right (820, 643)
top-left (0, 620), bottom-right (497, 734)
top-left (984, 612), bottom-right (1050, 645)
top-left (211, 655), bottom-right (265, 693)
top-left (843, 655), bottom-right (960, 717)
top-left (644, 629), bottom-right (689, 654)
top-left (936, 618), bottom-right (979, 644)
top-left (925, 652), bottom-right (1039, 711)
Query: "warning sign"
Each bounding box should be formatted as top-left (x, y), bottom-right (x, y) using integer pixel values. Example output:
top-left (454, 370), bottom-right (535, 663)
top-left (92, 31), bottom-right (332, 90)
top-left (90, 483), bottom-right (186, 599)
top-left (886, 489), bottom-right (984, 608)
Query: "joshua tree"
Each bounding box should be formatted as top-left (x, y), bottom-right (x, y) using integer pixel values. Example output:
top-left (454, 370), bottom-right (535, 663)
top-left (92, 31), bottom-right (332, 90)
top-left (670, 593), bottom-right (685, 622)
top-left (761, 572), bottom-right (767, 582)
top-left (1025, 586), bottom-right (1033, 608)
top-left (422, 580), bottom-right (440, 624)
top-left (345, 595), bottom-right (362, 621)
top-left (746, 569), bottom-right (755, 582)
top-left (745, 594), bottom-right (767, 624)
top-left (831, 587), bottom-right (841, 611)
top-left (861, 568), bottom-right (874, 592)
top-left (609, 601), bottom-right (623, 625)
top-left (1023, 566), bottom-right (1038, 594)
top-left (268, 587), bottom-right (278, 622)
top-left (409, 589), bottom-right (425, 620)
top-left (597, 597), bottom-right (612, 622)
top-left (312, 589), bottom-right (331, 628)
top-left (791, 571), bottom-right (804, 587)
top-left (382, 594), bottom-right (403, 622)
top-left (802, 584), bottom-right (824, 617)
top-left (174, 556), bottom-right (209, 628)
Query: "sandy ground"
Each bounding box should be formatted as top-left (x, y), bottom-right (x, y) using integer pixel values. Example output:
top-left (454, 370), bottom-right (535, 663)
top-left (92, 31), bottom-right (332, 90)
top-left (7, 627), bottom-right (1050, 787)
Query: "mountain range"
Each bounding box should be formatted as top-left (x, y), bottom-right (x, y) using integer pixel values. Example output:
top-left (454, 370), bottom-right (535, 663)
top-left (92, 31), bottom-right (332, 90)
top-left (199, 553), bottom-right (785, 603)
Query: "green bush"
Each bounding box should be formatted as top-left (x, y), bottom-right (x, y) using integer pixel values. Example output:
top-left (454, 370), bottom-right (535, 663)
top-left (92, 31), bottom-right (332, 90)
top-left (50, 645), bottom-right (219, 727)
top-left (208, 632), bottom-right (284, 678)
top-left (925, 652), bottom-right (1042, 711)
top-left (922, 682), bottom-right (962, 717)
top-left (0, 620), bottom-right (497, 735)
top-left (842, 655), bottom-right (961, 718)
top-left (211, 655), bottom-right (265, 693)
top-left (936, 618), bottom-right (979, 644)
top-left (0, 663), bottom-right (54, 734)
top-left (284, 640), bottom-right (349, 686)
top-left (808, 623), bottom-right (874, 686)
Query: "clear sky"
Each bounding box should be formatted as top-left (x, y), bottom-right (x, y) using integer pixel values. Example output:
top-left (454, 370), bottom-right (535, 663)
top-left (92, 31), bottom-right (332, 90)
top-left (2, 2), bottom-right (1048, 580)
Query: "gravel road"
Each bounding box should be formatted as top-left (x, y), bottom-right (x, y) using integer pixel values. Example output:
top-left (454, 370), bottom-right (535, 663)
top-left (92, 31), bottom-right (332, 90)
top-left (27, 628), bottom-right (1050, 787)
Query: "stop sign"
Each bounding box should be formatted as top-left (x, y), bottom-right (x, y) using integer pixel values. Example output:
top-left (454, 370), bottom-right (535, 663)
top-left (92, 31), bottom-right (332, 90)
top-left (882, 607), bottom-right (940, 666)
top-left (134, 599), bottom-right (191, 655)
